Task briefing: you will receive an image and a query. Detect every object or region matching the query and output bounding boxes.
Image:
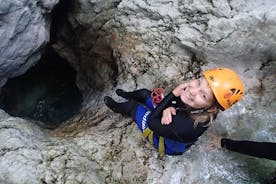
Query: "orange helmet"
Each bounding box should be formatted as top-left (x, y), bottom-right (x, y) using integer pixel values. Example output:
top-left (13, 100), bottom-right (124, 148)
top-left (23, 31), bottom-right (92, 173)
top-left (203, 68), bottom-right (245, 110)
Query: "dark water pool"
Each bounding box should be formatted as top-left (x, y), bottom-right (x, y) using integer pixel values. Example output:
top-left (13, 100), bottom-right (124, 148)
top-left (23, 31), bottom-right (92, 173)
top-left (0, 47), bottom-right (82, 128)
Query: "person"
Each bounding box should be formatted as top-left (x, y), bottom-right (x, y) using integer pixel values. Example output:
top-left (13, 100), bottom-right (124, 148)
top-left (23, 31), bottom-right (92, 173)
top-left (104, 68), bottom-right (245, 156)
top-left (210, 136), bottom-right (276, 161)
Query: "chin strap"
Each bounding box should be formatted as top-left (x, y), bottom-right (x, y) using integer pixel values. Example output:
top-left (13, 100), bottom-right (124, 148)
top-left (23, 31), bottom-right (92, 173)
top-left (151, 87), bottom-right (165, 105)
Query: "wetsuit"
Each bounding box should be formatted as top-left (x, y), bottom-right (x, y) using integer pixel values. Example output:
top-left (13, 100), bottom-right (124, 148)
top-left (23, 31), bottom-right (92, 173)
top-left (148, 91), bottom-right (209, 143)
top-left (130, 90), bottom-right (210, 155)
top-left (221, 138), bottom-right (276, 161)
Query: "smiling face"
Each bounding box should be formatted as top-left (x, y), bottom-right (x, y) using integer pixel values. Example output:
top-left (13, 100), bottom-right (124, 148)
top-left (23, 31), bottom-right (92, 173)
top-left (180, 77), bottom-right (215, 109)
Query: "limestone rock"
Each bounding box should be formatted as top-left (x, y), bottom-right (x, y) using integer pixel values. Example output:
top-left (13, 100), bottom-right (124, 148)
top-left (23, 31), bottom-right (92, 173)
top-left (0, 0), bottom-right (275, 183)
top-left (0, 0), bottom-right (59, 87)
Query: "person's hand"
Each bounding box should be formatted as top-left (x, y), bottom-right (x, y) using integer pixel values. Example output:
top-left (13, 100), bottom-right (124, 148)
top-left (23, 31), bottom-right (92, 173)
top-left (161, 107), bottom-right (176, 125)
top-left (209, 135), bottom-right (223, 149)
top-left (172, 83), bottom-right (188, 97)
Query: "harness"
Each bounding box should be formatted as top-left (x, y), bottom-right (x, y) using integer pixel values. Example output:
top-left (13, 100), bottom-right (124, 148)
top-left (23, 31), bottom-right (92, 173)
top-left (138, 87), bottom-right (165, 156)
top-left (142, 127), bottom-right (165, 156)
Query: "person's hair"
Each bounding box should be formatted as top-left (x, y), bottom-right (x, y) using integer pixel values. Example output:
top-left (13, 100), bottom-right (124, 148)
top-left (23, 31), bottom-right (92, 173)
top-left (188, 100), bottom-right (221, 128)
top-left (190, 110), bottom-right (218, 128)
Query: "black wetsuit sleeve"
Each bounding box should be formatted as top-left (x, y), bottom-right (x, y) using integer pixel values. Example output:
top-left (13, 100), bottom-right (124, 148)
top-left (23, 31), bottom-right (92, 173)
top-left (150, 91), bottom-right (177, 118)
top-left (221, 138), bottom-right (276, 161)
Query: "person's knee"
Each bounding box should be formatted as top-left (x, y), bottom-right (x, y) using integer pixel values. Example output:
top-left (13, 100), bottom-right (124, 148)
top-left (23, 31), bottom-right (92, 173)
top-left (139, 88), bottom-right (152, 96)
top-left (130, 102), bottom-right (139, 119)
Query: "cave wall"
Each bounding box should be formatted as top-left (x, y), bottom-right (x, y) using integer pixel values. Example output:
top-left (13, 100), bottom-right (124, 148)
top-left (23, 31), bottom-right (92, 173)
top-left (0, 0), bottom-right (59, 87)
top-left (0, 0), bottom-right (275, 183)
top-left (53, 0), bottom-right (276, 98)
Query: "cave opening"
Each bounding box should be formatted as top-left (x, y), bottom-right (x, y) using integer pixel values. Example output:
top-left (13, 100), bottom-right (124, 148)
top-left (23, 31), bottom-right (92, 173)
top-left (0, 0), bottom-right (120, 128)
top-left (0, 46), bottom-right (82, 129)
top-left (0, 0), bottom-right (83, 128)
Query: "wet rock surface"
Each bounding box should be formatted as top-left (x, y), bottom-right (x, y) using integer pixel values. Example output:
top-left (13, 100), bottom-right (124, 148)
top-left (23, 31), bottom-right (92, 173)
top-left (0, 0), bottom-right (275, 183)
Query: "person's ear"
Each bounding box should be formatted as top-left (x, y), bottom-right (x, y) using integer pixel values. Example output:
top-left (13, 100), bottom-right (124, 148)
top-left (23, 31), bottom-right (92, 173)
top-left (207, 106), bottom-right (218, 112)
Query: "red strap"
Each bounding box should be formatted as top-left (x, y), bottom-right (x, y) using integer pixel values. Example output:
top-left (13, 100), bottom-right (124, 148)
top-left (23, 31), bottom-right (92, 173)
top-left (151, 87), bottom-right (165, 104)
